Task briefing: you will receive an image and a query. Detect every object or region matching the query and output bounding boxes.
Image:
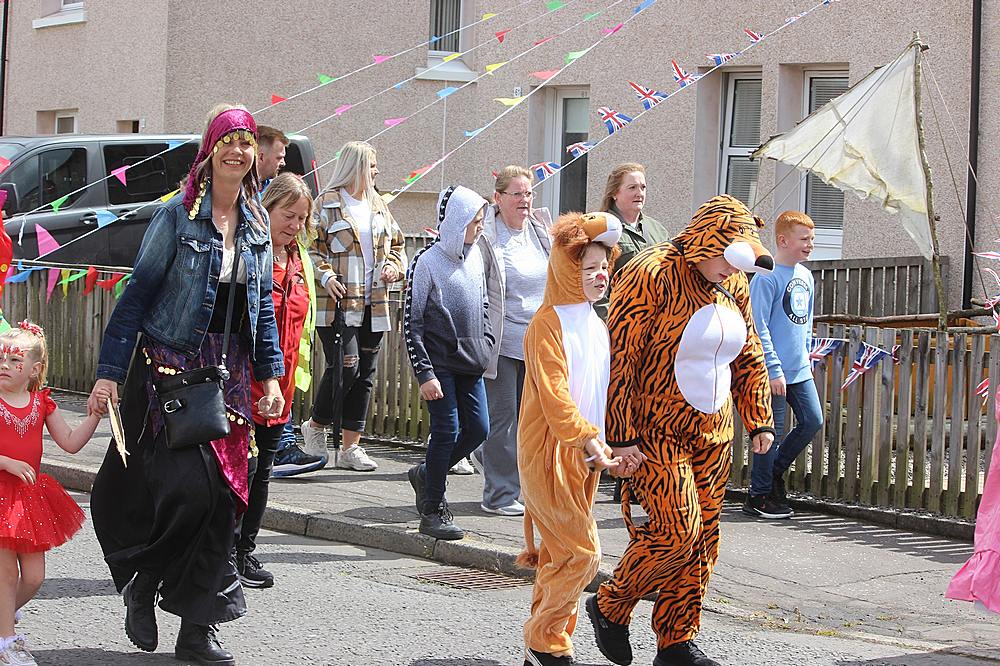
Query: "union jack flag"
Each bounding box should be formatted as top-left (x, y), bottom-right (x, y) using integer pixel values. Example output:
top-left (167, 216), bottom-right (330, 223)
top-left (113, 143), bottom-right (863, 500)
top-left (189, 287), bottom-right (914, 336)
top-left (744, 28), bottom-right (763, 43)
top-left (598, 106), bottom-right (633, 135)
top-left (808, 337), bottom-right (843, 369)
top-left (891, 344), bottom-right (901, 365)
top-left (567, 141), bottom-right (595, 158)
top-left (628, 81), bottom-right (668, 110)
top-left (707, 53), bottom-right (738, 66)
top-left (840, 343), bottom-right (892, 391)
top-left (977, 377), bottom-right (990, 407)
top-left (531, 161), bottom-right (561, 182)
top-left (671, 60), bottom-right (702, 88)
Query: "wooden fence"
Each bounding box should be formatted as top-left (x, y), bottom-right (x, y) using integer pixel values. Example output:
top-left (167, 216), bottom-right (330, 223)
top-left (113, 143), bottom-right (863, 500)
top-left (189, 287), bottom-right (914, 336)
top-left (3, 247), bottom-right (985, 518)
top-left (806, 255), bottom-right (947, 316)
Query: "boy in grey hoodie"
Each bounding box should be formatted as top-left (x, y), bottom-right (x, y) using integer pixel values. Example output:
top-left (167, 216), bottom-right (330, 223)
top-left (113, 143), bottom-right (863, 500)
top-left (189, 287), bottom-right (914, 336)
top-left (404, 185), bottom-right (494, 540)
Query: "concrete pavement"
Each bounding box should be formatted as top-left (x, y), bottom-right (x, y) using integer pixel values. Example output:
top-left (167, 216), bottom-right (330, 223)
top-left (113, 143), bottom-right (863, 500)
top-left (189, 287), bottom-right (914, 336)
top-left (42, 391), bottom-right (1000, 663)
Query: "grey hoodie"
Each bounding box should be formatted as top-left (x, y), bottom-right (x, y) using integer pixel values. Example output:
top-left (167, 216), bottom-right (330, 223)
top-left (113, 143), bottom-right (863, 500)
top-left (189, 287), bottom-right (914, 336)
top-left (404, 186), bottom-right (494, 384)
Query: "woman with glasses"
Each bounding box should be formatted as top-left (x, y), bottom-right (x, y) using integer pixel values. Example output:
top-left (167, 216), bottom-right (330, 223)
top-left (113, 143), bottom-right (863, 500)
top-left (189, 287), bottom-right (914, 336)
top-left (473, 165), bottom-right (552, 516)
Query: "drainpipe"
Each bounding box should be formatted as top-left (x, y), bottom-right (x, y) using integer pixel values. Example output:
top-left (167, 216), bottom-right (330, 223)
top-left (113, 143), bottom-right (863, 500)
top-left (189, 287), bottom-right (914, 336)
top-left (962, 0), bottom-right (983, 308)
top-left (0, 0), bottom-right (9, 135)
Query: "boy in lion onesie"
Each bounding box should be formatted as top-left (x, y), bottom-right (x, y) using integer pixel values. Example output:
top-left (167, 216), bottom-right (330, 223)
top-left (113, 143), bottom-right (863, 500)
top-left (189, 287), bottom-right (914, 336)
top-left (516, 211), bottom-right (638, 666)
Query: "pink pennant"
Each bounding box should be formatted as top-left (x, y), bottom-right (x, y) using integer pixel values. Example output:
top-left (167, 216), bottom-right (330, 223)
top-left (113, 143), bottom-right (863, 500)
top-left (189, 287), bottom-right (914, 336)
top-left (373, 55), bottom-right (392, 64)
top-left (530, 70), bottom-right (560, 80)
top-left (111, 166), bottom-right (128, 186)
top-left (384, 117), bottom-right (408, 127)
top-left (495, 29), bottom-right (512, 43)
top-left (46, 268), bottom-right (59, 303)
top-left (35, 224), bottom-right (60, 257)
top-left (601, 22), bottom-right (623, 35)
top-left (533, 35), bottom-right (556, 46)
top-left (335, 104), bottom-right (353, 116)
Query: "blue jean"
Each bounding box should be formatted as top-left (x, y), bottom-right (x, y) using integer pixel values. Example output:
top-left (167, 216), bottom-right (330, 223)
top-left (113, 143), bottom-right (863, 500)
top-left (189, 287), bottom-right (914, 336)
top-left (275, 421), bottom-right (296, 453)
top-left (423, 370), bottom-right (490, 514)
top-left (750, 377), bottom-right (824, 496)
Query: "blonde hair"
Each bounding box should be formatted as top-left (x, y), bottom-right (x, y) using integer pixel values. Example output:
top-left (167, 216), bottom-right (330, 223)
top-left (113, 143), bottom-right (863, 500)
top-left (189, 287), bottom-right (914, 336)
top-left (600, 163), bottom-right (646, 213)
top-left (319, 141), bottom-right (389, 219)
top-left (494, 165), bottom-right (534, 194)
top-left (262, 172), bottom-right (316, 244)
top-left (775, 210), bottom-right (816, 238)
top-left (1, 323), bottom-right (48, 392)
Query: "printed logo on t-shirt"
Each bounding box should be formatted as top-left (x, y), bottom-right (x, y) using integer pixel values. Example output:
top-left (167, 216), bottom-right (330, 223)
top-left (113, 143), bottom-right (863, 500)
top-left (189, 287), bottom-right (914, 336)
top-left (783, 277), bottom-right (811, 325)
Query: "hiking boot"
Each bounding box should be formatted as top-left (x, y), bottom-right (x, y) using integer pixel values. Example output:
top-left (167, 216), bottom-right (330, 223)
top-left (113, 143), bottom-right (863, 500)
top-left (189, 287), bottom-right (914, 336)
top-left (524, 647), bottom-right (574, 665)
top-left (770, 471), bottom-right (792, 511)
top-left (271, 444), bottom-right (326, 478)
top-left (449, 457), bottom-right (475, 475)
top-left (419, 502), bottom-right (464, 540)
top-left (585, 594), bottom-right (632, 665)
top-left (742, 494), bottom-right (793, 519)
top-left (299, 420), bottom-right (329, 458)
top-left (175, 621), bottom-right (235, 666)
top-left (408, 464), bottom-right (427, 514)
top-left (336, 445), bottom-right (378, 471)
top-left (237, 553), bottom-right (274, 589)
top-left (122, 572), bottom-right (158, 652)
top-left (653, 640), bottom-right (720, 666)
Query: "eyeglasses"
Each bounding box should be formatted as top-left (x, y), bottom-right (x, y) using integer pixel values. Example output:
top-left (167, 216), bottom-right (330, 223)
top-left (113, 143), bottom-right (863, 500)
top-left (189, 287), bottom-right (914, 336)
top-left (500, 191), bottom-right (533, 199)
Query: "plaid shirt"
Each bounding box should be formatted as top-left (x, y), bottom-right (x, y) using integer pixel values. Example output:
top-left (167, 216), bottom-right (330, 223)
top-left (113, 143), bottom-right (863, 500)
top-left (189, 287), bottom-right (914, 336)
top-left (310, 189), bottom-right (406, 331)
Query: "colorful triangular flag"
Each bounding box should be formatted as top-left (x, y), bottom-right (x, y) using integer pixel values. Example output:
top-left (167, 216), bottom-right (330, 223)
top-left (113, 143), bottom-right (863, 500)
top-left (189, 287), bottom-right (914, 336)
top-left (565, 49), bottom-right (589, 65)
top-left (602, 23), bottom-right (623, 36)
top-left (438, 87), bottom-right (459, 98)
top-left (841, 343), bottom-right (892, 390)
top-left (373, 54), bottom-right (392, 64)
top-left (707, 53), bottom-right (738, 66)
top-left (482, 12), bottom-right (497, 20)
top-left (442, 52), bottom-right (463, 63)
top-left (530, 70), bottom-right (560, 80)
top-left (628, 81), bottom-right (668, 110)
top-left (317, 73), bottom-right (335, 85)
top-left (744, 27), bottom-right (763, 43)
top-left (598, 106), bottom-right (633, 135)
top-left (546, 0), bottom-right (565, 9)
top-left (485, 62), bottom-right (507, 74)
top-left (83, 266), bottom-right (98, 296)
top-left (334, 104), bottom-right (352, 116)
top-left (633, 0), bottom-right (656, 14)
top-left (271, 94), bottom-right (287, 105)
top-left (671, 59), bottom-right (702, 88)
top-left (495, 29), bottom-right (512, 43)
top-left (493, 97), bottom-right (525, 106)
top-left (530, 162), bottom-right (561, 182)
top-left (384, 117), bottom-right (407, 127)
top-left (111, 166), bottom-right (128, 186)
top-left (50, 195), bottom-right (69, 214)
top-left (567, 141), bottom-right (596, 158)
top-left (96, 210), bottom-right (118, 228)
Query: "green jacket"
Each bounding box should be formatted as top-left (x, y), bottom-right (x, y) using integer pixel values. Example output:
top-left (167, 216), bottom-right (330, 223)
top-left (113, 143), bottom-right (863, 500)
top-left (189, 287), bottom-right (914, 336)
top-left (594, 206), bottom-right (670, 320)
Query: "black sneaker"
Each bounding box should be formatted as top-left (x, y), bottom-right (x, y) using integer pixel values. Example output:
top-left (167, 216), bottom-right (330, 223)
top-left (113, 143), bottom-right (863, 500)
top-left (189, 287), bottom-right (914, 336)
top-left (271, 444), bottom-right (326, 478)
top-left (585, 594), bottom-right (632, 665)
top-left (524, 648), bottom-right (574, 665)
top-left (742, 494), bottom-right (793, 519)
top-left (770, 471), bottom-right (792, 511)
top-left (408, 463), bottom-right (426, 514)
top-left (419, 502), bottom-right (464, 540)
top-left (653, 640), bottom-right (719, 666)
top-left (238, 553), bottom-right (274, 588)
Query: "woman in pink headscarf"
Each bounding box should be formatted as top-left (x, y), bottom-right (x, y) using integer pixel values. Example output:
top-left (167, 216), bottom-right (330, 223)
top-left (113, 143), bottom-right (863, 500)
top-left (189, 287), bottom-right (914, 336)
top-left (87, 104), bottom-right (283, 665)
top-left (947, 391), bottom-right (1000, 616)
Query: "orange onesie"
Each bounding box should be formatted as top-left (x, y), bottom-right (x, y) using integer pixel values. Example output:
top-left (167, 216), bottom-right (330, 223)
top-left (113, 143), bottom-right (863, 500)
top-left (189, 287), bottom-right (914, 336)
top-left (517, 212), bottom-right (622, 660)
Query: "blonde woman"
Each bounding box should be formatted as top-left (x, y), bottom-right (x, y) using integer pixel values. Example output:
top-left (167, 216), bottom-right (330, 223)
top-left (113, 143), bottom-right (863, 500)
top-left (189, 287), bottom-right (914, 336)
top-left (303, 141), bottom-right (406, 470)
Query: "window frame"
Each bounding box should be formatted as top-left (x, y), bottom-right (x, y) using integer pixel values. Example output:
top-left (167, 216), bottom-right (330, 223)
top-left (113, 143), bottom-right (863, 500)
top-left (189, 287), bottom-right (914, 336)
top-left (718, 71), bottom-right (763, 204)
top-left (539, 86), bottom-right (590, 215)
top-left (61, 0), bottom-right (84, 9)
top-left (418, 0), bottom-right (476, 82)
top-left (55, 111), bottom-right (77, 135)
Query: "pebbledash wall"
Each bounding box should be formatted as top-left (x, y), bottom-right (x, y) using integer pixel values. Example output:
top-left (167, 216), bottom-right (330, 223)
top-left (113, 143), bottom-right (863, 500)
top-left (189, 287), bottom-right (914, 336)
top-left (3, 0), bottom-right (993, 309)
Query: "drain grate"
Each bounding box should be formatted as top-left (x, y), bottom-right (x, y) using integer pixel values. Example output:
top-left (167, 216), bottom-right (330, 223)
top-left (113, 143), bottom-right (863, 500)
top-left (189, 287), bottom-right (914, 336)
top-left (410, 566), bottom-right (532, 591)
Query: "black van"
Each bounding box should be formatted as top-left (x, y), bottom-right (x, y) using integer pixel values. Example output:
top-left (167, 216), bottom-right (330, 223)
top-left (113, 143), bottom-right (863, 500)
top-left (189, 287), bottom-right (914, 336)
top-left (0, 133), bottom-right (319, 267)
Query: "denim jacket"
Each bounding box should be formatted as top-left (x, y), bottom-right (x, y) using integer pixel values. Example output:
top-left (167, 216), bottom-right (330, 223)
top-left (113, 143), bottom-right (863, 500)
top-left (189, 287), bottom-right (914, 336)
top-left (96, 190), bottom-right (284, 384)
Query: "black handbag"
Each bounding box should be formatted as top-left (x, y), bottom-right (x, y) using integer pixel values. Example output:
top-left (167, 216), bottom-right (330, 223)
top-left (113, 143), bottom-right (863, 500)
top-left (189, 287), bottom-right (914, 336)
top-left (153, 230), bottom-right (242, 449)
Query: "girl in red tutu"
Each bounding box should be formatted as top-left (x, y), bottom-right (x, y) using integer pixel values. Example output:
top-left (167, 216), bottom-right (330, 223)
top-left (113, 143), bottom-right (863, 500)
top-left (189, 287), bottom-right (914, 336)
top-left (0, 320), bottom-right (103, 665)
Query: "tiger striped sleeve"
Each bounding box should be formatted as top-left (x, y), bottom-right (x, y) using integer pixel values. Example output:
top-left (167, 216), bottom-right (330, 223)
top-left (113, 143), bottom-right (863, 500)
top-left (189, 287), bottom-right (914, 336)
top-left (605, 255), bottom-right (666, 447)
top-left (729, 276), bottom-right (775, 438)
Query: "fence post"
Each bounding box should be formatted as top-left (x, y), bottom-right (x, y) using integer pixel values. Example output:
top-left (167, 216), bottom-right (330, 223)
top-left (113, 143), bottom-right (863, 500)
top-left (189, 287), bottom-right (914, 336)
top-left (928, 330), bottom-right (950, 513)
top-left (843, 326), bottom-right (864, 501)
top-left (892, 329), bottom-right (914, 508)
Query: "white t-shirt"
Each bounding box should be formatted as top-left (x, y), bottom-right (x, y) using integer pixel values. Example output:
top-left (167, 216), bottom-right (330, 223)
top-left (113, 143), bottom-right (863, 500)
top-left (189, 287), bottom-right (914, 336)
top-left (219, 245), bottom-right (247, 284)
top-left (341, 188), bottom-right (378, 302)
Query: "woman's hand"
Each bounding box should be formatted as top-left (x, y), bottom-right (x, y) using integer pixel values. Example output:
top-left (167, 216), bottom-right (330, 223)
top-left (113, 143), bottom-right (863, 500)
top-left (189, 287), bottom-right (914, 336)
top-left (257, 379), bottom-right (285, 419)
top-left (87, 379), bottom-right (118, 417)
top-left (419, 378), bottom-right (444, 401)
top-left (380, 264), bottom-right (400, 283)
top-left (0, 457), bottom-right (35, 485)
top-left (584, 438), bottom-right (621, 473)
top-left (325, 276), bottom-right (347, 300)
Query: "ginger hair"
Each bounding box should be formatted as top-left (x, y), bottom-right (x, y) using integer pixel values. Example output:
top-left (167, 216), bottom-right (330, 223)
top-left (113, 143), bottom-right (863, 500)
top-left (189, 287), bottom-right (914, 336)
top-left (775, 210), bottom-right (815, 239)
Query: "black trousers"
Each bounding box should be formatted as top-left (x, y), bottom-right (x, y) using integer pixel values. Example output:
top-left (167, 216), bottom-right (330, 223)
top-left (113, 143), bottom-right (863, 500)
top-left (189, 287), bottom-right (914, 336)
top-left (235, 421), bottom-right (283, 556)
top-left (311, 306), bottom-right (383, 433)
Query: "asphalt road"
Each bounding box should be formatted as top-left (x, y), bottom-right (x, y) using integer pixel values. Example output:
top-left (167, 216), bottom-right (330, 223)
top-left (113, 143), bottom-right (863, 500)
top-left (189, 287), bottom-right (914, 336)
top-left (16, 493), bottom-right (993, 666)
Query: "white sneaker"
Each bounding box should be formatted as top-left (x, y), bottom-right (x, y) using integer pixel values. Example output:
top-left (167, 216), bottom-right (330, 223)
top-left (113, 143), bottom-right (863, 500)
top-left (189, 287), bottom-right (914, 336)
top-left (336, 445), bottom-right (378, 471)
top-left (300, 420), bottom-right (329, 458)
top-left (0, 637), bottom-right (37, 666)
top-left (449, 457), bottom-right (475, 475)
top-left (481, 500), bottom-right (525, 516)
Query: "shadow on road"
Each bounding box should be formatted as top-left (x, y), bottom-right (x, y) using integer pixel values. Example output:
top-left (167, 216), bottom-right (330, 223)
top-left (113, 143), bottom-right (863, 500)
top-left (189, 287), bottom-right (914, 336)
top-left (32, 647), bottom-right (177, 665)
top-left (836, 650), bottom-right (992, 665)
top-left (36, 577), bottom-right (118, 600)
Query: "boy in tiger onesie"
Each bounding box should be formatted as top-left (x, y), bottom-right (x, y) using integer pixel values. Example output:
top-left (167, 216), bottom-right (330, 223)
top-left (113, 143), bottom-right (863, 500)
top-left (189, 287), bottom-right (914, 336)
top-left (516, 211), bottom-right (640, 666)
top-left (587, 195), bottom-right (776, 666)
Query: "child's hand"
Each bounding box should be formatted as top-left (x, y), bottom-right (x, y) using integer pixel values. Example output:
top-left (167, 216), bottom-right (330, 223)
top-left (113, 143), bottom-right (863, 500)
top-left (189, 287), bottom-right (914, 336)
top-left (584, 438), bottom-right (620, 472)
top-left (419, 378), bottom-right (444, 401)
top-left (1, 458), bottom-right (36, 484)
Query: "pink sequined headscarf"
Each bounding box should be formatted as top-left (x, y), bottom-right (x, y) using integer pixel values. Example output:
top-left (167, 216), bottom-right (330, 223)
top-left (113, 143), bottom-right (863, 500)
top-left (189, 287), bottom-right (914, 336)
top-left (182, 108), bottom-right (258, 212)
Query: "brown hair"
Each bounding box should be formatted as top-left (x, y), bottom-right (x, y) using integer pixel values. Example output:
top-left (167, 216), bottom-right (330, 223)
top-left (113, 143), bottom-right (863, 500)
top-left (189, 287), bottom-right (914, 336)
top-left (1, 323), bottom-right (48, 392)
top-left (551, 213), bottom-right (621, 266)
top-left (600, 163), bottom-right (646, 213)
top-left (775, 210), bottom-right (815, 238)
top-left (258, 125), bottom-right (289, 149)
top-left (494, 165), bottom-right (534, 194)
top-left (261, 172), bottom-right (315, 243)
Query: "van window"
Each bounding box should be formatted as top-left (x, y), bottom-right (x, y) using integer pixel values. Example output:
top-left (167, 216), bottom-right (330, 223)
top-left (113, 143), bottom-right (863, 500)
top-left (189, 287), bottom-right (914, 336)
top-left (3, 147), bottom-right (87, 214)
top-left (104, 143), bottom-right (198, 205)
top-left (282, 143), bottom-right (304, 176)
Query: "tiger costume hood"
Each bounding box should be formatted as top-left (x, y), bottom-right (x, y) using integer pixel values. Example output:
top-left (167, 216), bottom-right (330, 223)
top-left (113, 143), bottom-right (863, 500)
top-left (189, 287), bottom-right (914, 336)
top-left (673, 194), bottom-right (774, 274)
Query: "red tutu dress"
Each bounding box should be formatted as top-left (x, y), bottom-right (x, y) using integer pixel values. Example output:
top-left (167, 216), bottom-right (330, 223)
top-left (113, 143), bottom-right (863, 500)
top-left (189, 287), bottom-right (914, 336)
top-left (0, 389), bottom-right (84, 553)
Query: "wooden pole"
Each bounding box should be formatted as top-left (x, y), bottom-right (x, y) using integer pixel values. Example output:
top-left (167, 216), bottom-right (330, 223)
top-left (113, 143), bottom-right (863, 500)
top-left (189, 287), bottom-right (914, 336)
top-left (912, 33), bottom-right (948, 331)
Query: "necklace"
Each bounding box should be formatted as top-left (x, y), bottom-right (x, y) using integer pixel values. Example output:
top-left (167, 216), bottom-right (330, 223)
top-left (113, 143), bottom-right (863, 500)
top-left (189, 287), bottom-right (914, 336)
top-left (0, 393), bottom-right (40, 438)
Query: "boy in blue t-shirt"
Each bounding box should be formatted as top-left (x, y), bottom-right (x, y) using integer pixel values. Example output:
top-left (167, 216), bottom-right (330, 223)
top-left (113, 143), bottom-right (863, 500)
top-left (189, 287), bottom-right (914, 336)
top-left (744, 211), bottom-right (825, 519)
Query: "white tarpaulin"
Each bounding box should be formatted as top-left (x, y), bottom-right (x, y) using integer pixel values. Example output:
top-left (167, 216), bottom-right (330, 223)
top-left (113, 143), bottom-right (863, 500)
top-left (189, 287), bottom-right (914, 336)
top-left (753, 45), bottom-right (934, 258)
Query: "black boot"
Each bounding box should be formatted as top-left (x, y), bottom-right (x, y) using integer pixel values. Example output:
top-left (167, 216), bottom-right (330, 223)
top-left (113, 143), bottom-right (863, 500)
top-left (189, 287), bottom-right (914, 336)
top-left (122, 571), bottom-right (159, 652)
top-left (652, 640), bottom-right (720, 666)
top-left (175, 620), bottom-right (235, 665)
top-left (585, 594), bottom-right (632, 665)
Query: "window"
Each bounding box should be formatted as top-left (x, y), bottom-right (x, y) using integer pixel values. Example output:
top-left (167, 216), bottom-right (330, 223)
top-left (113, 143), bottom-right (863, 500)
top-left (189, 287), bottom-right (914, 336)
top-left (61, 0), bottom-right (84, 8)
top-left (419, 0), bottom-right (475, 81)
top-left (719, 74), bottom-right (762, 207)
top-left (803, 73), bottom-right (849, 231)
top-left (33, 0), bottom-right (86, 28)
top-left (104, 143), bottom-right (199, 205)
top-left (429, 0), bottom-right (462, 53)
top-left (116, 120), bottom-right (140, 133)
top-left (55, 113), bottom-right (77, 134)
top-left (539, 88), bottom-right (589, 215)
top-left (3, 148), bottom-right (87, 214)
